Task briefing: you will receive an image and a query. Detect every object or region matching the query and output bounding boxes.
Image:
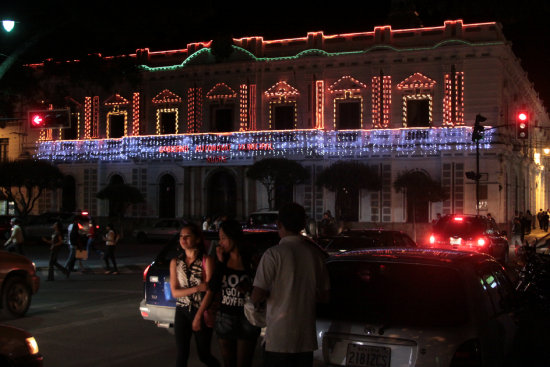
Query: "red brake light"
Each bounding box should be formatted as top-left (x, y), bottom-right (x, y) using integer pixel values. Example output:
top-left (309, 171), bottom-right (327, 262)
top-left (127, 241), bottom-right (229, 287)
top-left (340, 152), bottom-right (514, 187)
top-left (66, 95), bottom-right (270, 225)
top-left (81, 211), bottom-right (89, 216)
top-left (476, 238), bottom-right (486, 247)
top-left (77, 223), bottom-right (83, 230)
top-left (143, 264), bottom-right (151, 282)
top-left (429, 235), bottom-right (436, 244)
top-left (453, 216), bottom-right (464, 222)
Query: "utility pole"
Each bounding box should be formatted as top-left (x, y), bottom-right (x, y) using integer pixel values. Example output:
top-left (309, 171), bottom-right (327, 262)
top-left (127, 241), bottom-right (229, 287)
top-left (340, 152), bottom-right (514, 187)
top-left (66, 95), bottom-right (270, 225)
top-left (468, 114), bottom-right (486, 215)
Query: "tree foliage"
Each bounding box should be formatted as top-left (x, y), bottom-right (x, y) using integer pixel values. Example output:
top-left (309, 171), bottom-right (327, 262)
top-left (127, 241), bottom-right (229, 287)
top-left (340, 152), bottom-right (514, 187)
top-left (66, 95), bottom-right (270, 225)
top-left (393, 170), bottom-right (448, 203)
top-left (246, 158), bottom-right (309, 210)
top-left (0, 159), bottom-right (64, 217)
top-left (96, 183), bottom-right (145, 218)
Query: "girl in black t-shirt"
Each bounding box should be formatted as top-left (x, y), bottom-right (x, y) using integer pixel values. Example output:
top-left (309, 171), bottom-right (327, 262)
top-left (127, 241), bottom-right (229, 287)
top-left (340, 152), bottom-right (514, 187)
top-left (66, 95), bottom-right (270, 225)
top-left (211, 220), bottom-right (260, 367)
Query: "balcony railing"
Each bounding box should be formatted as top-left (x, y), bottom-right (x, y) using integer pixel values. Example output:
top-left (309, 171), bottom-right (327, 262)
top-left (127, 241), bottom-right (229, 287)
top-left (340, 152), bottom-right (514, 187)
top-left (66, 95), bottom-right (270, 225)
top-left (34, 127), bottom-right (494, 163)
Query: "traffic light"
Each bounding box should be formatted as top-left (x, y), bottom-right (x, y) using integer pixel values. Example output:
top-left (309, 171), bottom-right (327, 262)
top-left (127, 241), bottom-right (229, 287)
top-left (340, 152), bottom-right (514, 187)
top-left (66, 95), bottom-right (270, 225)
top-left (516, 110), bottom-right (529, 139)
top-left (28, 109), bottom-right (71, 129)
top-left (472, 114), bottom-right (486, 142)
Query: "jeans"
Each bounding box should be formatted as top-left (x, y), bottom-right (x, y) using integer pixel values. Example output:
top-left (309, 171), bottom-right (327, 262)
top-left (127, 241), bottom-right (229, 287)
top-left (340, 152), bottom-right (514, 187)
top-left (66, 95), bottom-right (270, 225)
top-left (48, 246), bottom-right (67, 280)
top-left (64, 245), bottom-right (76, 272)
top-left (175, 306), bottom-right (220, 367)
top-left (263, 351), bottom-right (313, 367)
top-left (104, 245), bottom-right (118, 272)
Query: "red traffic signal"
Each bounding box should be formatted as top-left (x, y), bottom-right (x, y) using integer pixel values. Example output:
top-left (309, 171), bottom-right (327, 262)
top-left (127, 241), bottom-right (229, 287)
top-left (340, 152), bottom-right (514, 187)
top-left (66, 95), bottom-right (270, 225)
top-left (516, 110), bottom-right (529, 139)
top-left (28, 109), bottom-right (71, 129)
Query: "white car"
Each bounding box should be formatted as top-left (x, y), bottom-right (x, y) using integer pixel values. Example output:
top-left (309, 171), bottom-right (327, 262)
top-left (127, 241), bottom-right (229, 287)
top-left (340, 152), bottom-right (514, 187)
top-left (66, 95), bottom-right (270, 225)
top-left (315, 248), bottom-right (519, 367)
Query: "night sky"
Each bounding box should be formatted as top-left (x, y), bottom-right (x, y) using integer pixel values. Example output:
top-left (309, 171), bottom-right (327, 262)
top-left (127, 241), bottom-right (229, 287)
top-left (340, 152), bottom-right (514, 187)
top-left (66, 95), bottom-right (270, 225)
top-left (1, 0), bottom-right (549, 107)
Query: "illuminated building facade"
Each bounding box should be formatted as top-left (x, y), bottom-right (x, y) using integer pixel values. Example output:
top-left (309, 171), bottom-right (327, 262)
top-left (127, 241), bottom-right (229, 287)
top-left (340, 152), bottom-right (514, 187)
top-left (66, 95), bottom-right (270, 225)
top-left (27, 20), bottom-right (550, 227)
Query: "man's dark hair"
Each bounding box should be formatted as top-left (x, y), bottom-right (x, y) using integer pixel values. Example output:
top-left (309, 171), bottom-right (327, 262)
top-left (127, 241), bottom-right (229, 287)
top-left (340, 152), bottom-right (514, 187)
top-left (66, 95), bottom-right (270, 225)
top-left (278, 202), bottom-right (306, 234)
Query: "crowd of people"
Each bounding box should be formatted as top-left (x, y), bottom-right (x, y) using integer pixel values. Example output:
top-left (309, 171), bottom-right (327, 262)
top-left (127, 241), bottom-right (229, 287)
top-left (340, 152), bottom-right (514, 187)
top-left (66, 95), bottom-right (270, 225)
top-left (2, 215), bottom-right (121, 281)
top-left (172, 202), bottom-right (329, 367)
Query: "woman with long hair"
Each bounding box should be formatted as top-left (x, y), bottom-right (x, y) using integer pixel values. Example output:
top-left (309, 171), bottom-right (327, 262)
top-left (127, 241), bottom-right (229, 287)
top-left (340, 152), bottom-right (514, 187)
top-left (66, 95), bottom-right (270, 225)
top-left (42, 221), bottom-right (68, 281)
top-left (211, 220), bottom-right (260, 367)
top-left (170, 222), bottom-right (220, 367)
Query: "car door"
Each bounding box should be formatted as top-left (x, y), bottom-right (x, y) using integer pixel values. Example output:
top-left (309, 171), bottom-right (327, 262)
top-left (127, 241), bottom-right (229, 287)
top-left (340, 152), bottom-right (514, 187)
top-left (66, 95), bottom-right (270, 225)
top-left (476, 261), bottom-right (518, 365)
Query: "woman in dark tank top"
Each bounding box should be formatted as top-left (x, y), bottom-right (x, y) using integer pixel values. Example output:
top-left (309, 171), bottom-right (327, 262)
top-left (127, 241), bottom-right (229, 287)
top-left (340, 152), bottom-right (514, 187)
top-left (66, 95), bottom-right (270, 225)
top-left (211, 219), bottom-right (260, 367)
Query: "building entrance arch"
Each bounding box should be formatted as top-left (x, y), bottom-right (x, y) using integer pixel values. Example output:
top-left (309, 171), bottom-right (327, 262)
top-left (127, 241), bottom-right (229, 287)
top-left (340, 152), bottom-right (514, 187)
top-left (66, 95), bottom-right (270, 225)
top-left (159, 174), bottom-right (176, 218)
top-left (206, 170), bottom-right (236, 219)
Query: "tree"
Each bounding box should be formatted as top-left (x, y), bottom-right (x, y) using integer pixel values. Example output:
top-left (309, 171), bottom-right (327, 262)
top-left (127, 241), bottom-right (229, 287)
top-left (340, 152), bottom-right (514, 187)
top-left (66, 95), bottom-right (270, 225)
top-left (393, 170), bottom-right (448, 240)
top-left (96, 183), bottom-right (145, 237)
top-left (246, 158), bottom-right (309, 210)
top-left (0, 159), bottom-right (64, 218)
top-left (316, 161), bottom-right (381, 221)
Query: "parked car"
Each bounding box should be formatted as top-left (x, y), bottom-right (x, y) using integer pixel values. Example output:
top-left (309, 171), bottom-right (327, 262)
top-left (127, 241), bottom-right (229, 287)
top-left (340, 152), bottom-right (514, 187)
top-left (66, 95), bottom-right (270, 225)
top-left (323, 229), bottom-right (417, 255)
top-left (427, 214), bottom-right (509, 263)
top-left (139, 228), bottom-right (280, 331)
top-left (243, 210), bottom-right (278, 230)
top-left (23, 211), bottom-right (91, 242)
top-left (0, 252), bottom-right (40, 318)
top-left (0, 324), bottom-right (43, 367)
top-left (316, 248), bottom-right (520, 367)
top-left (132, 219), bottom-right (186, 243)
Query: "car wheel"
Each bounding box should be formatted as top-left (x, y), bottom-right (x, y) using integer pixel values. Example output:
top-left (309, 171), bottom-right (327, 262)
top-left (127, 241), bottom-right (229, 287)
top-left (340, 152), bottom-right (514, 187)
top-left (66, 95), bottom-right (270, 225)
top-left (2, 276), bottom-right (32, 318)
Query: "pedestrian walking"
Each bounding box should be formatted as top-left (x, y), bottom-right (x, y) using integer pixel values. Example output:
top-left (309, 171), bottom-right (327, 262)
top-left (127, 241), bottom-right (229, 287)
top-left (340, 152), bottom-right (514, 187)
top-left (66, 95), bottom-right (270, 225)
top-left (86, 218), bottom-right (103, 259)
top-left (42, 221), bottom-right (69, 281)
top-left (170, 222), bottom-right (220, 367)
top-left (3, 218), bottom-right (24, 255)
top-left (252, 202), bottom-right (330, 367)
top-left (524, 210), bottom-right (532, 235)
top-left (202, 216), bottom-right (212, 231)
top-left (544, 210), bottom-right (550, 232)
top-left (510, 217), bottom-right (523, 248)
top-left (103, 223), bottom-right (120, 274)
top-left (538, 209), bottom-right (544, 229)
top-left (65, 216), bottom-right (84, 277)
top-left (210, 219), bottom-right (260, 367)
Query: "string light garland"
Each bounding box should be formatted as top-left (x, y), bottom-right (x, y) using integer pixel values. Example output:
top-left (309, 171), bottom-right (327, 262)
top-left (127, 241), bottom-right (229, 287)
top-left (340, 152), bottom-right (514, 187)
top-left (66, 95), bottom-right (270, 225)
top-left (92, 96), bottom-right (99, 138)
top-left (269, 98), bottom-right (297, 129)
top-left (265, 81), bottom-right (300, 98)
top-left (239, 84), bottom-right (248, 131)
top-left (443, 71), bottom-right (464, 126)
top-left (106, 110), bottom-right (128, 138)
top-left (132, 92), bottom-right (140, 136)
top-left (328, 76), bottom-right (367, 94)
top-left (104, 93), bottom-right (130, 106)
top-left (207, 83), bottom-right (237, 100)
top-left (315, 80), bottom-right (325, 129)
top-left (156, 108), bottom-right (179, 135)
top-left (334, 92), bottom-right (364, 129)
top-left (35, 127), bottom-right (495, 162)
top-left (249, 84), bottom-right (257, 130)
top-left (402, 94), bottom-right (433, 127)
top-left (396, 72), bottom-right (436, 90)
top-left (152, 89), bottom-right (182, 104)
top-left (187, 87), bottom-right (203, 133)
top-left (372, 75), bottom-right (392, 128)
top-left (84, 97), bottom-right (92, 139)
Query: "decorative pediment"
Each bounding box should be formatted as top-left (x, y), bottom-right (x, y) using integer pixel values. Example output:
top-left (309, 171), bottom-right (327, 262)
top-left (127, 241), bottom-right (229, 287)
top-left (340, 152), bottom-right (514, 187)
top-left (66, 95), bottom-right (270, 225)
top-left (104, 94), bottom-right (129, 106)
top-left (206, 83), bottom-right (237, 100)
top-left (65, 97), bottom-right (82, 108)
top-left (328, 76), bottom-right (367, 93)
top-left (264, 81), bottom-right (300, 98)
top-left (152, 89), bottom-right (182, 104)
top-left (397, 72), bottom-right (436, 90)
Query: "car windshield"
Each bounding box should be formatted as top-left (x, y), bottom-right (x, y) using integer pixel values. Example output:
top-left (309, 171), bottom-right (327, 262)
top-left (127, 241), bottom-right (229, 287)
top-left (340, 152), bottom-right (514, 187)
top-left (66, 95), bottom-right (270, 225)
top-left (326, 233), bottom-right (389, 251)
top-left (433, 217), bottom-right (486, 237)
top-left (319, 260), bottom-right (469, 327)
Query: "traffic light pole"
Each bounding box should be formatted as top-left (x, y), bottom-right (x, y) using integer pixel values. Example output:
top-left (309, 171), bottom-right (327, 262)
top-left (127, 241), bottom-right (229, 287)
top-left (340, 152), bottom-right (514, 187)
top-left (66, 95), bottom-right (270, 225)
top-left (476, 138), bottom-right (480, 216)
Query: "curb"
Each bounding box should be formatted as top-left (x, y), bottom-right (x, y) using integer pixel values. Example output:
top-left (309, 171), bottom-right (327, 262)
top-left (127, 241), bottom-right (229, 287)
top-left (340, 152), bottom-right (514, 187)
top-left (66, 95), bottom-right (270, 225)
top-left (36, 263), bottom-right (148, 276)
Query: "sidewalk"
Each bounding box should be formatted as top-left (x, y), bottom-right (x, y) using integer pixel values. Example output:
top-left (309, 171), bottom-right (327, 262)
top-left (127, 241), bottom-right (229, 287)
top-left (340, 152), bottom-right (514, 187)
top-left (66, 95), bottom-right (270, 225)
top-left (523, 228), bottom-right (550, 251)
top-left (21, 240), bottom-right (162, 277)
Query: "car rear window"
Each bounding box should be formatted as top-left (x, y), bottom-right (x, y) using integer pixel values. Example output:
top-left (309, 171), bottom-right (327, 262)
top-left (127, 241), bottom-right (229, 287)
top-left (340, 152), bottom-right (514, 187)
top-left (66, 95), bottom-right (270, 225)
top-left (326, 233), bottom-right (391, 251)
top-left (319, 260), bottom-right (469, 327)
top-left (433, 217), bottom-right (485, 237)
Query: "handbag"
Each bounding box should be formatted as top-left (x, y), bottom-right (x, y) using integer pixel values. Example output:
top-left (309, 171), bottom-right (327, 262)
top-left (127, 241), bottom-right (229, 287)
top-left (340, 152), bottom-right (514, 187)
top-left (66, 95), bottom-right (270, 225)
top-left (75, 249), bottom-right (88, 260)
top-left (244, 294), bottom-right (266, 328)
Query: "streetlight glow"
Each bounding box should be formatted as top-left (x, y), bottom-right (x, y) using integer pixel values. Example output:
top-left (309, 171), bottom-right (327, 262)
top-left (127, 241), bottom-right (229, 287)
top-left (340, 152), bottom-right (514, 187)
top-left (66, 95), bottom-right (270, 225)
top-left (2, 20), bottom-right (15, 33)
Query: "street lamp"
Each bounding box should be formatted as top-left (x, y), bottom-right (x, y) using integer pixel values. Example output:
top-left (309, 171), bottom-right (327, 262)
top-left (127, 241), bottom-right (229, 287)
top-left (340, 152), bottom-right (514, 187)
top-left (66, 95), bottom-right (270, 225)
top-left (2, 20), bottom-right (15, 33)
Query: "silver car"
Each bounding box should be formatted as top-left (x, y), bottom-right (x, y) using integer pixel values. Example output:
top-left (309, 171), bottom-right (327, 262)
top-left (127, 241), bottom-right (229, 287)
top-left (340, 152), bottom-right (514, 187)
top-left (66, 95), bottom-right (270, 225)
top-left (315, 248), bottom-right (519, 367)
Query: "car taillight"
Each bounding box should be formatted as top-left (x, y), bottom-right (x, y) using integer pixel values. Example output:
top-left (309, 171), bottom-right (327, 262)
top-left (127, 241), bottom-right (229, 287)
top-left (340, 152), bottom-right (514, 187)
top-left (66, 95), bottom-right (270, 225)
top-left (143, 264), bottom-right (151, 282)
top-left (450, 339), bottom-right (482, 367)
top-left (476, 237), bottom-right (487, 247)
top-left (429, 234), bottom-right (436, 245)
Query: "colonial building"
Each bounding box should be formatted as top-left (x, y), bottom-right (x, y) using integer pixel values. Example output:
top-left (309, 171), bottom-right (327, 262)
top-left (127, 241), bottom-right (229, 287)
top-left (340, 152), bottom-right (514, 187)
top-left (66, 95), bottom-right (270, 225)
top-left (16, 19), bottom-right (550, 228)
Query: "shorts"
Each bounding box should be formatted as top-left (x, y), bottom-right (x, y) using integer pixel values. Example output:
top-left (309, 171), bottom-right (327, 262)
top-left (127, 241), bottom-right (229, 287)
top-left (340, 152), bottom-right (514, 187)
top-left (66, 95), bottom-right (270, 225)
top-left (214, 311), bottom-right (261, 340)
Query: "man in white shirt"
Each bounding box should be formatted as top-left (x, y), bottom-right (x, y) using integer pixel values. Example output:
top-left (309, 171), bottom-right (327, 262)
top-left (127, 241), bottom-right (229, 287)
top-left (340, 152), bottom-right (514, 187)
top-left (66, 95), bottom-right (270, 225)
top-left (4, 218), bottom-right (24, 255)
top-left (252, 203), bottom-right (329, 367)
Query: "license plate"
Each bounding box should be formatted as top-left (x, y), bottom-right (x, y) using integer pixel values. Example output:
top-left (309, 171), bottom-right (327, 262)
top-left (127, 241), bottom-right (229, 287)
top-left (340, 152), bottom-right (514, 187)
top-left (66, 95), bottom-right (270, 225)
top-left (450, 237), bottom-right (461, 245)
top-left (346, 344), bottom-right (391, 367)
